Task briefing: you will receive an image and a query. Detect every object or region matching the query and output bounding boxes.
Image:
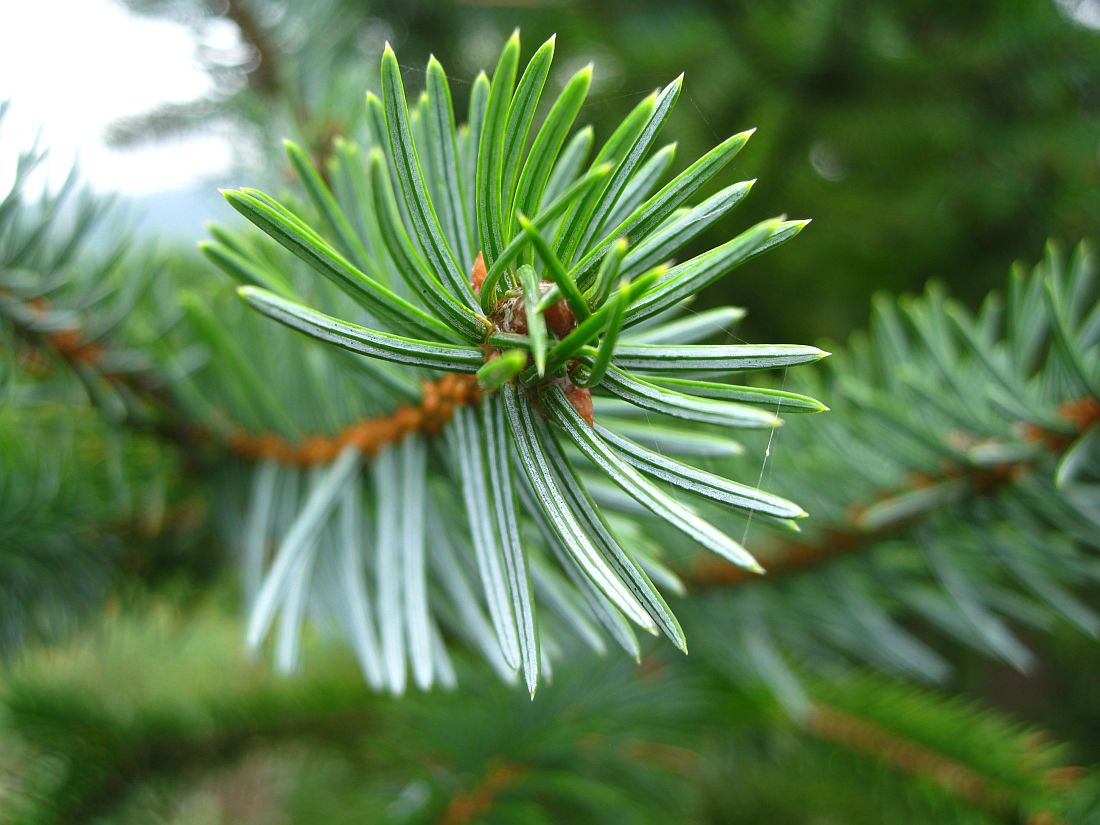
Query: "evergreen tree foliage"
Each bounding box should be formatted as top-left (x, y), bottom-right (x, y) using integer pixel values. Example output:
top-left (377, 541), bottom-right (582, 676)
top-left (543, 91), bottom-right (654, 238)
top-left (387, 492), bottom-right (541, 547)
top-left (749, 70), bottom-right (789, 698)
top-left (0, 107), bottom-right (200, 652)
top-left (681, 241), bottom-right (1100, 709)
top-left (1, 17), bottom-right (1098, 825)
top-left (201, 33), bottom-right (824, 695)
top-left (3, 600), bottom-right (1097, 824)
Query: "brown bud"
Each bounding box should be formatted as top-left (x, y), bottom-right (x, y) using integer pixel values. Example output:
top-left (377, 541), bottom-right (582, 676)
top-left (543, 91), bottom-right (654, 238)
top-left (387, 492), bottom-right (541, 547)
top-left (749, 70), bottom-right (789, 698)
top-left (469, 251), bottom-right (487, 293)
top-left (543, 297), bottom-right (576, 339)
top-left (562, 380), bottom-right (593, 426)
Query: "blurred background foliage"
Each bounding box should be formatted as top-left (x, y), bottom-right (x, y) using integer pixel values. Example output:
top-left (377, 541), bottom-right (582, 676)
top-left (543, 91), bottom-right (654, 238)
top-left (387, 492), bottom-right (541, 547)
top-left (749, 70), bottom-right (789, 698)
top-left (2, 1), bottom-right (1100, 822)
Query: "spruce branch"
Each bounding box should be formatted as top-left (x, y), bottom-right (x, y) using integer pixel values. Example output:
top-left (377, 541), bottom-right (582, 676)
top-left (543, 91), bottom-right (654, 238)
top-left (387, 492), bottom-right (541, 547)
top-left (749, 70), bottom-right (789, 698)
top-left (801, 673), bottom-right (1092, 824)
top-left (203, 31), bottom-right (825, 694)
top-left (0, 605), bottom-right (700, 825)
top-left (0, 123), bottom-right (221, 458)
top-left (687, 393), bottom-right (1099, 589)
top-left (680, 242), bottom-right (1100, 697)
top-left (4, 603), bottom-right (1093, 825)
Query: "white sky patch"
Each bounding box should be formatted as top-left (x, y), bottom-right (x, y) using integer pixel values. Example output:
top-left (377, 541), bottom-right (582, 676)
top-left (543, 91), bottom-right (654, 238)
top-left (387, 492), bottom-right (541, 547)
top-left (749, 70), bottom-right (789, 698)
top-left (0, 0), bottom-right (232, 196)
top-left (1058, 0), bottom-right (1100, 28)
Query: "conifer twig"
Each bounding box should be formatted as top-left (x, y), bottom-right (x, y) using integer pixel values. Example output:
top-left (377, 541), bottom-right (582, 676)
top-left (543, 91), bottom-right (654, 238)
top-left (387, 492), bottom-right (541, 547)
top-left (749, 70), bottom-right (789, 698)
top-left (687, 397), bottom-right (1100, 589)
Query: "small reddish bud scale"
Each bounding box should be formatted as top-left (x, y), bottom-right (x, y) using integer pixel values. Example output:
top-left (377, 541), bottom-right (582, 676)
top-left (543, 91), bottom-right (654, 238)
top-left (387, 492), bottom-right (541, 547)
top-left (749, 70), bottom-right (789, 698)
top-left (1060, 396), bottom-right (1100, 431)
top-left (543, 300), bottom-right (576, 339)
top-left (556, 377), bottom-right (594, 427)
top-left (469, 252), bottom-right (487, 293)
